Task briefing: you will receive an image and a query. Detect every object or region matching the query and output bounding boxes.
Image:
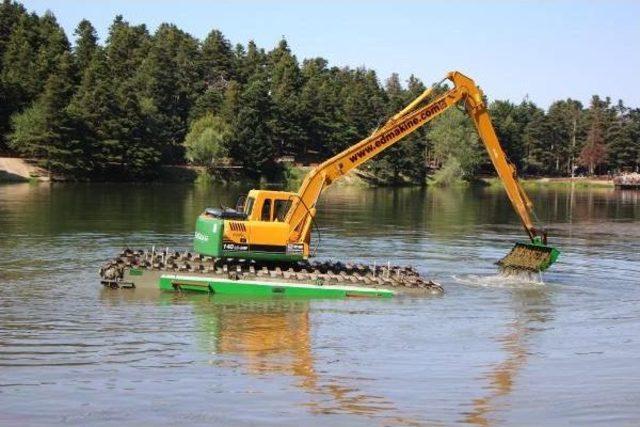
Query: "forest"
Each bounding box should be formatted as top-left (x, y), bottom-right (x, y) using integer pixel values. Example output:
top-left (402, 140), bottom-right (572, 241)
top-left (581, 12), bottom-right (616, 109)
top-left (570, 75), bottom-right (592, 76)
top-left (1, 0), bottom-right (638, 183)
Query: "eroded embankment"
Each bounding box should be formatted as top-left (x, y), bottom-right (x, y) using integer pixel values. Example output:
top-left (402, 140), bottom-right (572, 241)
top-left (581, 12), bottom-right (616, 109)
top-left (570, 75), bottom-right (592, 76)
top-left (0, 157), bottom-right (48, 182)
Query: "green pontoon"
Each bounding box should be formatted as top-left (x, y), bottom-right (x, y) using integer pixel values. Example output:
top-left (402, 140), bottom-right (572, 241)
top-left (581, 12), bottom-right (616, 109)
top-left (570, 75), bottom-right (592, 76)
top-left (99, 248), bottom-right (444, 298)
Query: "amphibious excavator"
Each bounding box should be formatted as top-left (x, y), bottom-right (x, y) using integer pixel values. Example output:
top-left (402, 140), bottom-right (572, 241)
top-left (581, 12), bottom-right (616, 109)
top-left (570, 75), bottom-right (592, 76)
top-left (100, 71), bottom-right (558, 297)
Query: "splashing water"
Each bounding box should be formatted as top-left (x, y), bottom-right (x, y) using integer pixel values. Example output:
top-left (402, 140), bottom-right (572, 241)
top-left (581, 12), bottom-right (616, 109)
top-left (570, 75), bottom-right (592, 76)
top-left (452, 270), bottom-right (546, 289)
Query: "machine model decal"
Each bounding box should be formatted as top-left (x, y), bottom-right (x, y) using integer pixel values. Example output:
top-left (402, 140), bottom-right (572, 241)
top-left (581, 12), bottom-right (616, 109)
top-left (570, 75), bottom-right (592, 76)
top-left (223, 243), bottom-right (249, 251)
top-left (286, 243), bottom-right (304, 255)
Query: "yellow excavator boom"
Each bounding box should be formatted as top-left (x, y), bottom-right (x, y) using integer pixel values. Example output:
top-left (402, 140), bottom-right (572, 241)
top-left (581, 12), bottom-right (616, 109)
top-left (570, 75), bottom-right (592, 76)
top-left (287, 71), bottom-right (540, 244)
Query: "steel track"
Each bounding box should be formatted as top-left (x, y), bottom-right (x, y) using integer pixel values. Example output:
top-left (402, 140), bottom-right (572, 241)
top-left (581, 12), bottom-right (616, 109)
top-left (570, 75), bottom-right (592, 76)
top-left (100, 248), bottom-right (444, 294)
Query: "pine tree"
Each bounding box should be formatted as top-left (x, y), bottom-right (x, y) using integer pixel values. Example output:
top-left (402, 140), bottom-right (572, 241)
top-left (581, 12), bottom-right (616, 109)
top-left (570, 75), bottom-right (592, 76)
top-left (219, 79), bottom-right (241, 123)
top-left (73, 19), bottom-right (97, 76)
top-left (366, 73), bottom-right (400, 183)
top-left (1, 12), bottom-right (43, 121)
top-left (9, 52), bottom-right (83, 176)
top-left (336, 67), bottom-right (386, 155)
top-left (231, 72), bottom-right (277, 179)
top-left (343, 68), bottom-right (386, 138)
top-left (35, 11), bottom-right (71, 87)
top-left (101, 16), bottom-right (160, 178)
top-left (522, 108), bottom-right (554, 175)
top-left (604, 100), bottom-right (637, 173)
top-left (105, 15), bottom-right (150, 85)
top-left (1, 8), bottom-right (71, 147)
top-left (630, 109), bottom-right (640, 172)
top-left (139, 23), bottom-right (200, 163)
top-left (67, 48), bottom-right (119, 177)
top-left (267, 39), bottom-right (305, 157)
top-left (190, 87), bottom-right (224, 122)
top-left (0, 0), bottom-right (26, 66)
top-left (201, 29), bottom-right (235, 84)
top-left (579, 96), bottom-right (608, 175)
top-left (238, 40), bottom-right (266, 83)
top-left (518, 101), bottom-right (549, 174)
top-left (299, 57), bottom-right (340, 160)
top-left (190, 30), bottom-right (236, 124)
top-left (2, 5), bottom-right (640, 180)
top-left (544, 99), bottom-right (584, 176)
top-left (115, 79), bottom-right (161, 178)
top-left (489, 100), bottom-right (526, 169)
top-left (0, 0), bottom-right (27, 149)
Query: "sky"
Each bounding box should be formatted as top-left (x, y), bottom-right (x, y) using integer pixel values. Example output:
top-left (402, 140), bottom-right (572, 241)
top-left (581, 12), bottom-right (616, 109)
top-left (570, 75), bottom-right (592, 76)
top-left (20, 0), bottom-right (640, 109)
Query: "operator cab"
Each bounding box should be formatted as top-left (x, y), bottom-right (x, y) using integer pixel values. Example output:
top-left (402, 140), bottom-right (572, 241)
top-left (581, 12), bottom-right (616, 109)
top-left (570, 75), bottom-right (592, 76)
top-left (240, 189), bottom-right (295, 222)
top-left (203, 189), bottom-right (296, 223)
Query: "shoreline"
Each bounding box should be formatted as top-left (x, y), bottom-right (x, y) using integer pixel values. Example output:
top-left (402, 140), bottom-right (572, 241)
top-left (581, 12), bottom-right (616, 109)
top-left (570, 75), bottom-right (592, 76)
top-left (0, 157), bottom-right (619, 188)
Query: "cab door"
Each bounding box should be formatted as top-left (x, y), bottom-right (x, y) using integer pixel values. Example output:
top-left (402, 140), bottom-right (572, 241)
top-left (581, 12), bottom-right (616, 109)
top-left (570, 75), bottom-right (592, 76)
top-left (245, 196), bottom-right (289, 254)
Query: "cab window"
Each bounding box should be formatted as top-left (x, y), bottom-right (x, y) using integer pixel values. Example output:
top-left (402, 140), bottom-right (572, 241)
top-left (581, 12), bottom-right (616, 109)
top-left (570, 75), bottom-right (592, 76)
top-left (244, 197), bottom-right (255, 216)
top-left (261, 199), bottom-right (272, 221)
top-left (274, 199), bottom-right (291, 222)
top-left (235, 195), bottom-right (247, 212)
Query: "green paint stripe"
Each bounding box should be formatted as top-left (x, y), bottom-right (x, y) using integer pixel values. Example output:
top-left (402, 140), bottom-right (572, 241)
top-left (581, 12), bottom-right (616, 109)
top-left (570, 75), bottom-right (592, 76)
top-left (158, 274), bottom-right (393, 298)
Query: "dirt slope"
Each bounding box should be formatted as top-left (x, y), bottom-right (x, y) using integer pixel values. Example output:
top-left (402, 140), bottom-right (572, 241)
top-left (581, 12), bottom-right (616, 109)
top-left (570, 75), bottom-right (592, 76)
top-left (0, 157), bottom-right (48, 182)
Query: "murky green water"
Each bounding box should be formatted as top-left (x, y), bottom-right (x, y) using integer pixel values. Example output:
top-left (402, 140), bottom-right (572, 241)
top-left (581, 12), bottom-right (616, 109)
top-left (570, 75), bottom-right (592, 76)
top-left (0, 182), bottom-right (639, 426)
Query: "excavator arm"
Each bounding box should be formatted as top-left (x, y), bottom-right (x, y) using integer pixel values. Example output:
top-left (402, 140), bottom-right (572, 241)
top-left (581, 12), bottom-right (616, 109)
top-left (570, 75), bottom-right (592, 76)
top-left (287, 72), bottom-right (537, 241)
top-left (285, 71), bottom-right (558, 271)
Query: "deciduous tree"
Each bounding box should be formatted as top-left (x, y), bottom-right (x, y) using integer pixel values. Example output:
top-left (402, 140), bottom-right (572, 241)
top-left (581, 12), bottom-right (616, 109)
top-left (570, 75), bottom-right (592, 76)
top-left (184, 114), bottom-right (231, 166)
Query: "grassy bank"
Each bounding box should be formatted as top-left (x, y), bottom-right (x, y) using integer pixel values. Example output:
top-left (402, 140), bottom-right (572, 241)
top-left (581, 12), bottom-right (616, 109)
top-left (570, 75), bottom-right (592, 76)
top-left (482, 176), bottom-right (614, 189)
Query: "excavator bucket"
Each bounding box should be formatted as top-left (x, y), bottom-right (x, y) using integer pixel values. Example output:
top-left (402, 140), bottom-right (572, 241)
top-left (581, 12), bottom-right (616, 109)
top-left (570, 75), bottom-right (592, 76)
top-left (497, 242), bottom-right (560, 272)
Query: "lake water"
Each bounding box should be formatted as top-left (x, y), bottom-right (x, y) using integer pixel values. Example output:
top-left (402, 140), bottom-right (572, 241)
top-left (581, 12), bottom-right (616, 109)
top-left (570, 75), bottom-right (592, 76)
top-left (0, 182), bottom-right (639, 426)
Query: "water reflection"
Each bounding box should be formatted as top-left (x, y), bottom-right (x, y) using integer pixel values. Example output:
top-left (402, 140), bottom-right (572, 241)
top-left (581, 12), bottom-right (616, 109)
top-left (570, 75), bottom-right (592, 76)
top-left (464, 287), bottom-right (553, 426)
top-left (1, 183), bottom-right (638, 241)
top-left (194, 298), bottom-right (315, 378)
top-left (99, 290), bottom-right (422, 423)
top-left (0, 182), bottom-right (245, 235)
top-left (191, 296), bottom-right (419, 422)
top-left (98, 285), bottom-right (557, 426)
